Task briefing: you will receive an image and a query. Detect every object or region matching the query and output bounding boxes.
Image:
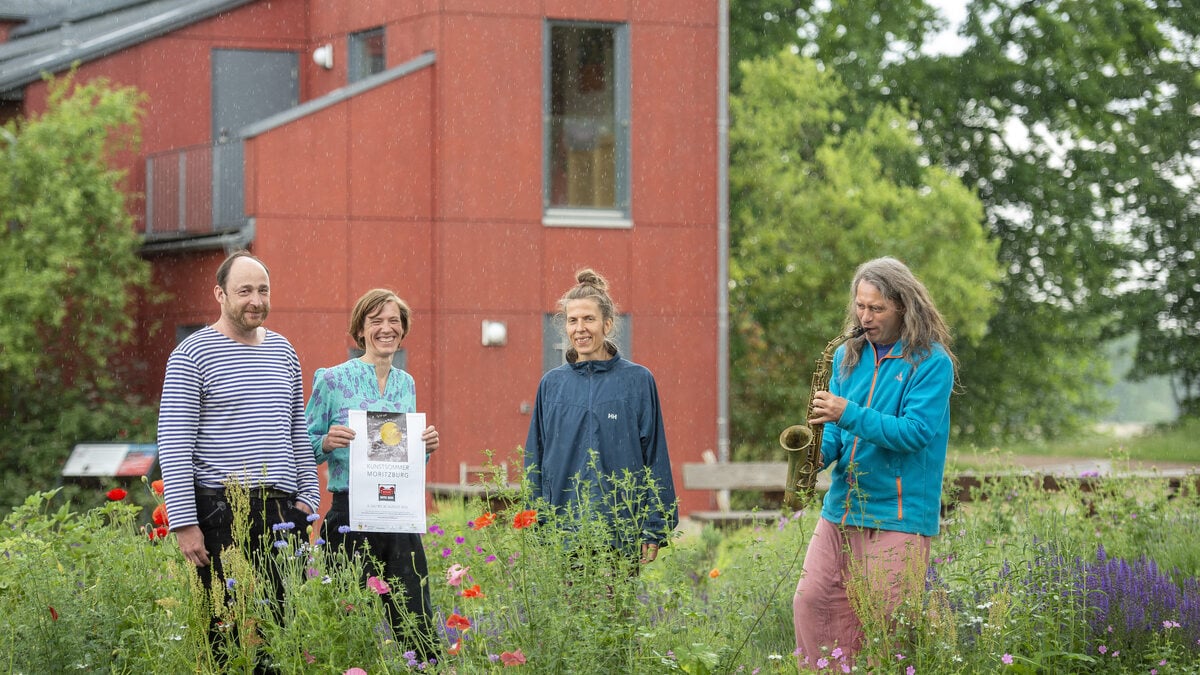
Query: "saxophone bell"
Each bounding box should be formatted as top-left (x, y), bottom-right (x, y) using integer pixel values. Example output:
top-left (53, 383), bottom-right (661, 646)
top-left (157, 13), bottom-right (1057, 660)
top-left (779, 325), bottom-right (866, 510)
top-left (779, 424), bottom-right (813, 452)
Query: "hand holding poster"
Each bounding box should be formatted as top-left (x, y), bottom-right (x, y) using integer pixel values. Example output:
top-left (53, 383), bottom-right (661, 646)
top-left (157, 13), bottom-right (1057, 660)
top-left (347, 410), bottom-right (426, 533)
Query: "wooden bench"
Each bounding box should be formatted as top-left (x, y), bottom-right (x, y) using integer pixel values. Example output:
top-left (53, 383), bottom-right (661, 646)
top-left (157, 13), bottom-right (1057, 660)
top-left (682, 459), bottom-right (830, 527)
top-left (428, 460), bottom-right (519, 510)
top-left (684, 457), bottom-right (1200, 526)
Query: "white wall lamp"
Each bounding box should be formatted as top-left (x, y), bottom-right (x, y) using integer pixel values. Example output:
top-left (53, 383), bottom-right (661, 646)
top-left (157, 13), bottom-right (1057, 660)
top-left (482, 320), bottom-right (508, 347)
top-left (312, 44), bottom-right (334, 70)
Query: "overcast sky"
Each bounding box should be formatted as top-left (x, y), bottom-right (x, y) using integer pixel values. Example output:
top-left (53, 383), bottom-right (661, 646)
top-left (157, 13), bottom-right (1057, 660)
top-left (923, 0), bottom-right (970, 55)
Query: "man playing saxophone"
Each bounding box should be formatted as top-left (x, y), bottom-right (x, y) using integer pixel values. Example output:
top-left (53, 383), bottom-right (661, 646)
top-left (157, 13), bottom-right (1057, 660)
top-left (792, 257), bottom-right (957, 671)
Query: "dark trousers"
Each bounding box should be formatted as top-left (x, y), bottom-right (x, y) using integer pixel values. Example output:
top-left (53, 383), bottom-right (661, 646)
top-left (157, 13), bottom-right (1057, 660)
top-left (325, 491), bottom-right (438, 661)
top-left (194, 491), bottom-right (311, 669)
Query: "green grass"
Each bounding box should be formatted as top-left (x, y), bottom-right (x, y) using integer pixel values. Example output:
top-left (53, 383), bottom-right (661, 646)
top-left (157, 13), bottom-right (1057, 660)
top-left (952, 417), bottom-right (1200, 466)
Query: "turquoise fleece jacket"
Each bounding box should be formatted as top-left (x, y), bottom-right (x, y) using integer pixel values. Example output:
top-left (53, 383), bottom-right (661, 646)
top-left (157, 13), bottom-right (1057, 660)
top-left (818, 340), bottom-right (953, 537)
top-left (305, 359), bottom-right (418, 493)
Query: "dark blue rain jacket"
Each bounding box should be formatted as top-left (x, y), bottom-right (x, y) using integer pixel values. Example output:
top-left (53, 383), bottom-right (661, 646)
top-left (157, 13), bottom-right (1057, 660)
top-left (523, 351), bottom-right (678, 546)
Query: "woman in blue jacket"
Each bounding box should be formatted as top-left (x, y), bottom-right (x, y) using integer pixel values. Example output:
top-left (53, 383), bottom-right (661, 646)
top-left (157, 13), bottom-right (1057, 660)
top-left (524, 268), bottom-right (678, 565)
top-left (793, 257), bottom-right (957, 670)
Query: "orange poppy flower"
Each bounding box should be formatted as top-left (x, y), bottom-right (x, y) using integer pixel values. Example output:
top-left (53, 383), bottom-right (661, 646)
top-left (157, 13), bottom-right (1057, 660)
top-left (446, 612), bottom-right (471, 631)
top-left (151, 479), bottom-right (165, 495)
top-left (511, 509), bottom-right (537, 529)
top-left (470, 512), bottom-right (496, 530)
top-left (152, 503), bottom-right (169, 526)
top-left (460, 584), bottom-right (485, 599)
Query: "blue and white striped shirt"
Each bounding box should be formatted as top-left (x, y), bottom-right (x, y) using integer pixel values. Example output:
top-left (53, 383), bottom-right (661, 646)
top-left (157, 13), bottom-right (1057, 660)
top-left (157, 326), bottom-right (321, 528)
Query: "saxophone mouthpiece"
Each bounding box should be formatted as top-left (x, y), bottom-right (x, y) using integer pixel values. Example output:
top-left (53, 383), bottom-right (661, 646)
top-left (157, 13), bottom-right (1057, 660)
top-left (849, 326), bottom-right (867, 338)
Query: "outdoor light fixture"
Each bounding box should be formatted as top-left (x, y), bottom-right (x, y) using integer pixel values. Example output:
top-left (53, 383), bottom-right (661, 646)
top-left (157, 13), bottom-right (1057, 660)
top-left (312, 44), bottom-right (334, 70)
top-left (481, 320), bottom-right (507, 347)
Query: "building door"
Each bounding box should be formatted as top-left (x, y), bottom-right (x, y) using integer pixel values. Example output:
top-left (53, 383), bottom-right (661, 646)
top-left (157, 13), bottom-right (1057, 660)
top-left (211, 49), bottom-right (298, 231)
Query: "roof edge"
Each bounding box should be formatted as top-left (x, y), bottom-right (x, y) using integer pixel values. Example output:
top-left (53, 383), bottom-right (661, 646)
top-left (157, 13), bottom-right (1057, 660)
top-left (139, 218), bottom-right (255, 255)
top-left (0, 0), bottom-right (257, 94)
top-left (240, 50), bottom-right (435, 139)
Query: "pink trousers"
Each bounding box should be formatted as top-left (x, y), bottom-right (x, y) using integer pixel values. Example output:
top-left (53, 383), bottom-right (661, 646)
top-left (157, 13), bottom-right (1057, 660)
top-left (792, 517), bottom-right (931, 671)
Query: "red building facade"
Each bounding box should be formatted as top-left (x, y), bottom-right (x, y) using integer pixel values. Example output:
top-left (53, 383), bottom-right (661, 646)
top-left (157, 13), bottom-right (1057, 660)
top-left (0, 0), bottom-right (727, 517)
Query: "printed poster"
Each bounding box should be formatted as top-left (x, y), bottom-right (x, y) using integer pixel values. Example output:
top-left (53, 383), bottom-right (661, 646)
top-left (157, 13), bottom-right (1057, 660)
top-left (347, 410), bottom-right (426, 533)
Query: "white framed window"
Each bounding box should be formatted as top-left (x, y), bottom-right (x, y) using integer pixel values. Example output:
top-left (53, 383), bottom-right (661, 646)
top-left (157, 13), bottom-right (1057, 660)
top-left (543, 22), bottom-right (631, 227)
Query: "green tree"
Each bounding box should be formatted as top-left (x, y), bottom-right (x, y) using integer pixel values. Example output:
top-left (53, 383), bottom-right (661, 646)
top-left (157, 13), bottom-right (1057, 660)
top-left (728, 0), bottom-right (1198, 437)
top-left (0, 73), bottom-right (156, 508)
top-left (728, 0), bottom-right (941, 92)
top-left (728, 51), bottom-right (1001, 458)
top-left (890, 0), bottom-right (1198, 433)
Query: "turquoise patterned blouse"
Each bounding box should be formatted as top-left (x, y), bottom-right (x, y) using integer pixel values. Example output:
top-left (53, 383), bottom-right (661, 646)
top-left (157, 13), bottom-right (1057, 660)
top-left (305, 358), bottom-right (417, 493)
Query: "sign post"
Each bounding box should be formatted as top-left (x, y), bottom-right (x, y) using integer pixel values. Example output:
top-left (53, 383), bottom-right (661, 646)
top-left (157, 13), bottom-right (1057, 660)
top-left (62, 443), bottom-right (158, 480)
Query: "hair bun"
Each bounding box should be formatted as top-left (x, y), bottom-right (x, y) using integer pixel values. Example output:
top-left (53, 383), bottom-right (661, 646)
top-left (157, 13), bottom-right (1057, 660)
top-left (575, 268), bottom-right (608, 292)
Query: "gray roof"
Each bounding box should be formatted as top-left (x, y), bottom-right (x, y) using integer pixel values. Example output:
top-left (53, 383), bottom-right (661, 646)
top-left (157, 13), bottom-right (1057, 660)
top-left (0, 0), bottom-right (255, 96)
top-left (1, 0), bottom-right (148, 35)
top-left (0, 0), bottom-right (75, 22)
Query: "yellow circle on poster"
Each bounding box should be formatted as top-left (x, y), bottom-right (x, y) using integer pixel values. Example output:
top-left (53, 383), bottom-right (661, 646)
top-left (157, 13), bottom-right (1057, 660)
top-left (379, 422), bottom-right (402, 446)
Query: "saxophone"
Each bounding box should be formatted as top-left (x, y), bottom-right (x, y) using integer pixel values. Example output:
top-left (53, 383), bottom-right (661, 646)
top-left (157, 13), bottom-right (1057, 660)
top-left (779, 325), bottom-right (866, 510)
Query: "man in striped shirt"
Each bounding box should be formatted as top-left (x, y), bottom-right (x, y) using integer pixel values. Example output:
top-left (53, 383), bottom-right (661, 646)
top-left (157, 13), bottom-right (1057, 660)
top-left (157, 250), bottom-right (320, 627)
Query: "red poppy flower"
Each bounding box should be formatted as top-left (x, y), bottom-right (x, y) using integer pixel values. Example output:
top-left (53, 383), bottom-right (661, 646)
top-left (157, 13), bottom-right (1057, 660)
top-left (106, 488), bottom-right (127, 501)
top-left (147, 528), bottom-right (158, 541)
top-left (447, 638), bottom-right (462, 656)
top-left (469, 512), bottom-right (496, 530)
top-left (156, 526), bottom-right (168, 539)
top-left (460, 584), bottom-right (485, 599)
top-left (49, 606), bottom-right (58, 621)
top-left (151, 479), bottom-right (164, 495)
top-left (446, 612), bottom-right (471, 631)
top-left (500, 649), bottom-right (526, 665)
top-left (511, 510), bottom-right (537, 529)
top-left (152, 503), bottom-right (169, 526)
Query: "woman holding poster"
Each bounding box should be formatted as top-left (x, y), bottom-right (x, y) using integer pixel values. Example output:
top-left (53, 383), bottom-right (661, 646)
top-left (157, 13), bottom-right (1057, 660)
top-left (306, 288), bottom-right (440, 660)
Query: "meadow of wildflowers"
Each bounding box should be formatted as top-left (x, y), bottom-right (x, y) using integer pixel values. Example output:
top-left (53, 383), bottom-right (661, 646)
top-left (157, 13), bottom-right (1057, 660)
top-left (1, 467), bottom-right (1198, 673)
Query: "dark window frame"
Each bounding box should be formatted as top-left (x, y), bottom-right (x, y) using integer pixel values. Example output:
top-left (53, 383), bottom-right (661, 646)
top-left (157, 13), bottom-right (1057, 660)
top-left (349, 27), bottom-right (386, 83)
top-left (542, 21), bottom-right (631, 228)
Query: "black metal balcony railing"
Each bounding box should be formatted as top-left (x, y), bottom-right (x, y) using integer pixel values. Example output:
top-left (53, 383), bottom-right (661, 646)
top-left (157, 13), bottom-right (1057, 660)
top-left (144, 141), bottom-right (246, 240)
